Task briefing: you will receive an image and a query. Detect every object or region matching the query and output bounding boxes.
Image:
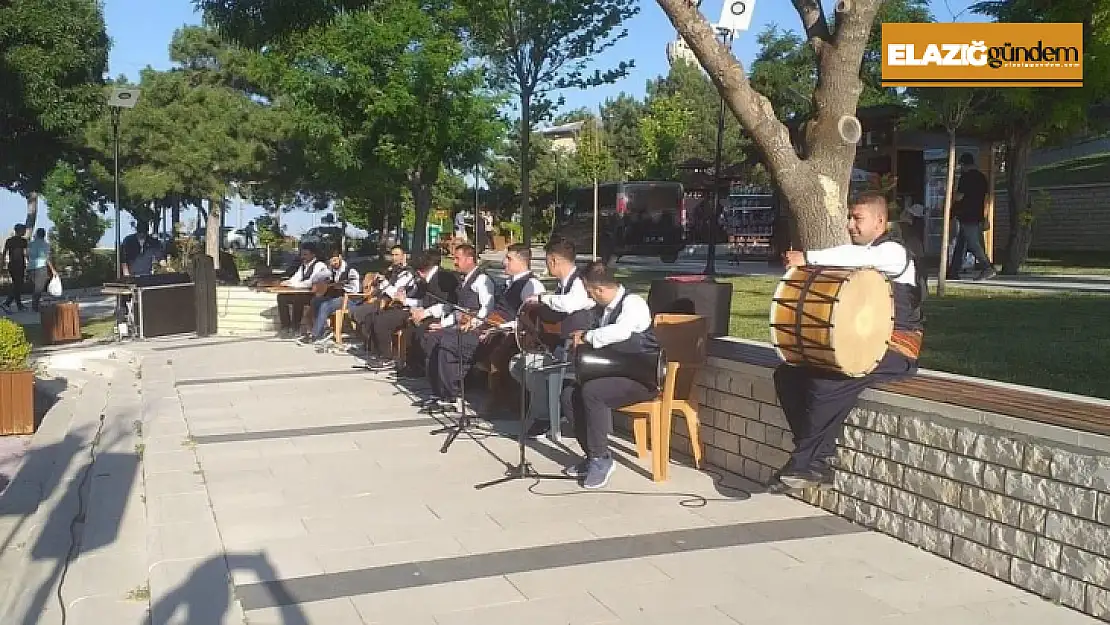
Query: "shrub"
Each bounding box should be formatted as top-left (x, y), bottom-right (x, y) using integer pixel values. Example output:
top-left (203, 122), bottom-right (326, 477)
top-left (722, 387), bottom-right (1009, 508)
top-left (0, 318), bottom-right (32, 372)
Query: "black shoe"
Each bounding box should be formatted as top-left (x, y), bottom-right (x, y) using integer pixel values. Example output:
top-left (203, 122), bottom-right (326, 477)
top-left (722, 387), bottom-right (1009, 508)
top-left (778, 468), bottom-right (824, 490)
top-left (525, 421), bottom-right (551, 439)
top-left (810, 460), bottom-right (836, 490)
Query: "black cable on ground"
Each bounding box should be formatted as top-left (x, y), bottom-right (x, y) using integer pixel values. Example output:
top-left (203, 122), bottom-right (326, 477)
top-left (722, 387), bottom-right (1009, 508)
top-left (56, 409), bottom-right (107, 625)
top-left (524, 460), bottom-right (753, 508)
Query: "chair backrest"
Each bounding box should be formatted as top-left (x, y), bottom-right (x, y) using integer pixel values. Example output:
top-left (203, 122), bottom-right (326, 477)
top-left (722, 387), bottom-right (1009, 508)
top-left (653, 313), bottom-right (708, 401)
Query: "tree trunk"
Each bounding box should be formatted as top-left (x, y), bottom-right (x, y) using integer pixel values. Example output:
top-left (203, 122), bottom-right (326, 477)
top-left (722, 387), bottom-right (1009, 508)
top-left (410, 172), bottom-right (434, 253)
top-left (937, 128), bottom-right (958, 296)
top-left (519, 92), bottom-right (532, 248)
top-left (654, 0), bottom-right (884, 250)
top-left (171, 200), bottom-right (182, 236)
top-left (207, 196), bottom-right (222, 270)
top-left (24, 193), bottom-right (38, 230)
top-left (1002, 130), bottom-right (1034, 275)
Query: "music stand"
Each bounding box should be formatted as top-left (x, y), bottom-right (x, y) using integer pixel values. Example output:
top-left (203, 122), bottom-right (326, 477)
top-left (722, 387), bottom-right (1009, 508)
top-left (422, 292), bottom-right (487, 453)
top-left (476, 305), bottom-right (577, 489)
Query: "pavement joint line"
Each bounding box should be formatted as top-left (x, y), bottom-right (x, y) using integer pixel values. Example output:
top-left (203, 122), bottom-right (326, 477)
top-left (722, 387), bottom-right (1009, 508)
top-left (190, 417), bottom-right (444, 444)
top-left (175, 368), bottom-right (371, 387)
top-left (234, 515), bottom-right (862, 610)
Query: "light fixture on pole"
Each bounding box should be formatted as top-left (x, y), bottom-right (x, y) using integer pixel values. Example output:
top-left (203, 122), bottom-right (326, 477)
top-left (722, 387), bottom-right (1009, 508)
top-left (107, 87), bottom-right (141, 279)
top-left (702, 0), bottom-right (755, 276)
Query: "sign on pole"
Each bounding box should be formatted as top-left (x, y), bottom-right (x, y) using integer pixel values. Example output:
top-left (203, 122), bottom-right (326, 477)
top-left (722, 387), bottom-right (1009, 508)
top-left (717, 0), bottom-right (755, 33)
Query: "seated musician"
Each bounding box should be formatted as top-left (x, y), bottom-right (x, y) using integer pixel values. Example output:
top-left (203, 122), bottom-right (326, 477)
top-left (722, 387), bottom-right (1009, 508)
top-left (480, 244), bottom-right (546, 400)
top-left (299, 247), bottom-right (361, 347)
top-left (350, 245), bottom-right (416, 361)
top-left (516, 236), bottom-right (596, 438)
top-left (394, 249), bottom-right (459, 377)
top-left (770, 191), bottom-right (924, 492)
top-left (277, 243), bottom-right (330, 335)
top-left (562, 261), bottom-right (658, 490)
top-left (411, 244), bottom-right (494, 410)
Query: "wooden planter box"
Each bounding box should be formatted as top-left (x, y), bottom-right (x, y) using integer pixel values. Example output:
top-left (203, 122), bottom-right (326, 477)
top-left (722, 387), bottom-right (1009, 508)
top-left (0, 370), bottom-right (34, 435)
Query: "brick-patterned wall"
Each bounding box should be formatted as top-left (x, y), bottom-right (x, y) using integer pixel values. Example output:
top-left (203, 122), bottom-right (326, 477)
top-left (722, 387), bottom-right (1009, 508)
top-left (620, 344), bottom-right (1110, 622)
top-left (992, 184), bottom-right (1110, 253)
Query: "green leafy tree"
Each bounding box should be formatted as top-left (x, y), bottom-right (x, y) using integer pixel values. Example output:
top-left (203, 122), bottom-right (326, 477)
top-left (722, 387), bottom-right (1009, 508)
top-left (597, 94), bottom-right (646, 179)
top-left (969, 0), bottom-right (1110, 274)
top-left (41, 161), bottom-right (108, 271)
top-left (0, 0), bottom-right (109, 227)
top-left (639, 93), bottom-right (691, 180)
top-left (461, 0), bottom-right (639, 246)
top-left (251, 2), bottom-right (504, 252)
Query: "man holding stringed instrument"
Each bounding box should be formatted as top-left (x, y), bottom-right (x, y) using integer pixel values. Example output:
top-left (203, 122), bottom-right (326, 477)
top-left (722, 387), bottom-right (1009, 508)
top-left (276, 243), bottom-right (331, 335)
top-left (299, 248), bottom-right (362, 347)
top-left (515, 236), bottom-right (596, 438)
top-left (350, 245), bottom-right (416, 358)
top-left (411, 244), bottom-right (495, 410)
top-left (769, 191), bottom-right (924, 493)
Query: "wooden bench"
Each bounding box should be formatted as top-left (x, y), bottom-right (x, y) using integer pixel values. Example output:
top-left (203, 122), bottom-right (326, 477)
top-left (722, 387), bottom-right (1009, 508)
top-left (716, 340), bottom-right (1110, 438)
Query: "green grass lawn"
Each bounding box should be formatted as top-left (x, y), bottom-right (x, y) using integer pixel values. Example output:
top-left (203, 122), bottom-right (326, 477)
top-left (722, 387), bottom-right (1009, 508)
top-left (1019, 252), bottom-right (1110, 277)
top-left (21, 314), bottom-right (116, 348)
top-left (618, 270), bottom-right (1110, 400)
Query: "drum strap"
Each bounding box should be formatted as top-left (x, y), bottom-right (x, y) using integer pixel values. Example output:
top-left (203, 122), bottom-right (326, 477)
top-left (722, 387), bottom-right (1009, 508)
top-left (793, 269), bottom-right (823, 363)
top-left (890, 329), bottom-right (923, 361)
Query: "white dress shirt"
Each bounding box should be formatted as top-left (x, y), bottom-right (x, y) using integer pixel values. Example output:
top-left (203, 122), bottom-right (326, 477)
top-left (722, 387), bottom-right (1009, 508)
top-left (429, 267), bottom-right (494, 328)
top-left (283, 260), bottom-right (331, 288)
top-left (383, 268), bottom-right (415, 299)
top-left (805, 238), bottom-right (917, 286)
top-left (499, 272), bottom-right (546, 330)
top-left (539, 272), bottom-right (595, 314)
top-left (584, 286), bottom-right (652, 349)
top-left (331, 261), bottom-right (361, 293)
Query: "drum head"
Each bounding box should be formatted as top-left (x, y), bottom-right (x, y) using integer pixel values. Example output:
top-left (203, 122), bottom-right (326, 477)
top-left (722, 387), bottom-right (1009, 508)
top-left (829, 268), bottom-right (894, 375)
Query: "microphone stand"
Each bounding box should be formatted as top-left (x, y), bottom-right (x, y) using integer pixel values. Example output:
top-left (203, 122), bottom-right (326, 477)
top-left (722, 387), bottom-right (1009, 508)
top-left (422, 291), bottom-right (485, 454)
top-left (476, 328), bottom-right (578, 489)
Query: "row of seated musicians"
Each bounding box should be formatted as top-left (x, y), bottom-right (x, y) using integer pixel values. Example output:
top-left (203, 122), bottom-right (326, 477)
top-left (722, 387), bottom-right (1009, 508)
top-left (251, 239), bottom-right (708, 487)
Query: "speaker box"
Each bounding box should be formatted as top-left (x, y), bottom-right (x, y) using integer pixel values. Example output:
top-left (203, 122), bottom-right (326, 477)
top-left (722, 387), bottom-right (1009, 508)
top-left (136, 283), bottom-right (197, 338)
top-left (647, 277), bottom-right (733, 337)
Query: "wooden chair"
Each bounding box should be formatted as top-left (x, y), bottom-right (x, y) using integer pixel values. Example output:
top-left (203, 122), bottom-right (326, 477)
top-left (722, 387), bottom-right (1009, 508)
top-left (618, 313), bottom-right (709, 482)
top-left (333, 291), bottom-right (372, 346)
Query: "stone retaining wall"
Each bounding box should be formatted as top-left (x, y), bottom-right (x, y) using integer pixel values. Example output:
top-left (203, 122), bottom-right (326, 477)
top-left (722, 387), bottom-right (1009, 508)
top-left (621, 338), bottom-right (1110, 622)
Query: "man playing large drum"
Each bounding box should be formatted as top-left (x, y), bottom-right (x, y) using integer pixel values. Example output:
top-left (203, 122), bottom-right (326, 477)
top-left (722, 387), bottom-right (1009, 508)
top-left (770, 192), bottom-right (924, 493)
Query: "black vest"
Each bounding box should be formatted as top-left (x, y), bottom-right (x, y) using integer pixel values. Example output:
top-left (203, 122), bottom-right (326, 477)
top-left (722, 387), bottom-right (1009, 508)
top-left (416, 268), bottom-right (458, 308)
top-left (294, 259), bottom-right (323, 281)
top-left (592, 291), bottom-right (659, 354)
top-left (456, 268), bottom-right (486, 312)
top-left (540, 269), bottom-right (594, 337)
top-left (872, 232), bottom-right (925, 332)
top-left (493, 273), bottom-right (534, 320)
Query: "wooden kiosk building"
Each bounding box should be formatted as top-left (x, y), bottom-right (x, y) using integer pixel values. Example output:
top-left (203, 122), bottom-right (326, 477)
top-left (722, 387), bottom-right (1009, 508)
top-left (849, 104), bottom-right (999, 263)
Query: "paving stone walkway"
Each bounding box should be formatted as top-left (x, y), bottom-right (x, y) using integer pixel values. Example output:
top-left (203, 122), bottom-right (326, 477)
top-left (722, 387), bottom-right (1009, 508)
top-left (0, 335), bottom-right (1104, 624)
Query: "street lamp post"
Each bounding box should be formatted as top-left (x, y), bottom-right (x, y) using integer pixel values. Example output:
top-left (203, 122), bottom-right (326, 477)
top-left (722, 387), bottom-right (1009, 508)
top-left (107, 87), bottom-right (141, 279)
top-left (705, 27), bottom-right (734, 277)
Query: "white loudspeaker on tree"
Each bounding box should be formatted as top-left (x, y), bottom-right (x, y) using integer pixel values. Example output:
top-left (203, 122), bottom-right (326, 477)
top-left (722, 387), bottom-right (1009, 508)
top-left (717, 0), bottom-right (756, 33)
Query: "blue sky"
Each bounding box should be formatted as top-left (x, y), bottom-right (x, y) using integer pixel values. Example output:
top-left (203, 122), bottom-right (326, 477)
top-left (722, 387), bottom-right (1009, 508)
top-left (1, 0), bottom-right (984, 246)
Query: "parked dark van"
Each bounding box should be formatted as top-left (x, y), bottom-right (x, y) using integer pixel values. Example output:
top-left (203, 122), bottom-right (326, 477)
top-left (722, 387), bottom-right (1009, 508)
top-left (552, 181), bottom-right (686, 263)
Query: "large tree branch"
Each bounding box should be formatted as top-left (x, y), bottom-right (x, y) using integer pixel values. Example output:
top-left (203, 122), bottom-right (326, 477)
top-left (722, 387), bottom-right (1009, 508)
top-left (790, 0), bottom-right (831, 52)
top-left (653, 0), bottom-right (801, 179)
top-left (805, 0), bottom-right (884, 162)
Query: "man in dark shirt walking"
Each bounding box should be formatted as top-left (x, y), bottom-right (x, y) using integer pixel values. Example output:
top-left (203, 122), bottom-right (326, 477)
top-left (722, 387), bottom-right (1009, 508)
top-left (947, 153), bottom-right (996, 280)
top-left (2, 224), bottom-right (29, 313)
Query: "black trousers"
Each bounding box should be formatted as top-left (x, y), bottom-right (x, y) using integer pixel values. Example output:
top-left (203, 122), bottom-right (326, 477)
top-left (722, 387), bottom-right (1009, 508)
top-left (773, 350), bottom-right (917, 471)
top-left (430, 327), bottom-right (481, 401)
top-left (4, 264), bottom-right (25, 307)
top-left (277, 292), bottom-right (313, 329)
top-left (368, 307), bottom-right (409, 359)
top-left (561, 377), bottom-right (657, 459)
